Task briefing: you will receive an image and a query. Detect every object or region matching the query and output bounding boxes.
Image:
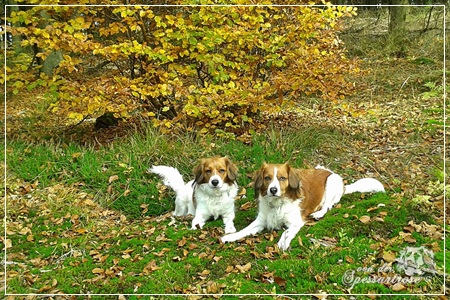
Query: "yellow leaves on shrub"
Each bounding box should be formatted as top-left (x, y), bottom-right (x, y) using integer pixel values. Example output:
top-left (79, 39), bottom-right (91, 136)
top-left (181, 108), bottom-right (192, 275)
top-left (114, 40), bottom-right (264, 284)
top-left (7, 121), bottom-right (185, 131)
top-left (9, 4), bottom-right (360, 137)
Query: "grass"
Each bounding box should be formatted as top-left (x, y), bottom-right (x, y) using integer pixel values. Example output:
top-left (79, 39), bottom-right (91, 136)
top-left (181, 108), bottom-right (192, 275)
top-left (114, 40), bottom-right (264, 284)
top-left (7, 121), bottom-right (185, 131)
top-left (5, 126), bottom-right (447, 296)
top-left (6, 123), bottom-right (344, 218)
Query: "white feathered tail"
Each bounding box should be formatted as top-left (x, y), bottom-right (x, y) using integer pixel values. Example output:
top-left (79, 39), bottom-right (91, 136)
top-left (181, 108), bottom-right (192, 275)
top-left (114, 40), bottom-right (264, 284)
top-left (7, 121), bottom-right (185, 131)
top-left (149, 165), bottom-right (187, 194)
top-left (344, 178), bottom-right (385, 194)
top-left (149, 165), bottom-right (195, 216)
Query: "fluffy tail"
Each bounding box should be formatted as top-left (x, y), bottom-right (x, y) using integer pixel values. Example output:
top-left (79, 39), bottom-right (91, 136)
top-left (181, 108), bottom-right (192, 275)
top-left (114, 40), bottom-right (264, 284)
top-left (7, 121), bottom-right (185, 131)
top-left (344, 178), bottom-right (385, 195)
top-left (149, 165), bottom-right (186, 194)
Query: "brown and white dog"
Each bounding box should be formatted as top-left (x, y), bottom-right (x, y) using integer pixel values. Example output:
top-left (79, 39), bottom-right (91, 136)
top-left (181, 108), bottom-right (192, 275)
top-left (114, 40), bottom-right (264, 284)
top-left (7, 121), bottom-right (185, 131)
top-left (149, 157), bottom-right (239, 234)
top-left (221, 163), bottom-right (385, 250)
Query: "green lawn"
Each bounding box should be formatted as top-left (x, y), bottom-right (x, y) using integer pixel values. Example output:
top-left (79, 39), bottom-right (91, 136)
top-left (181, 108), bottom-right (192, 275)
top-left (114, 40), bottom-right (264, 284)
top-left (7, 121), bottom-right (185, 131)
top-left (4, 127), bottom-right (446, 296)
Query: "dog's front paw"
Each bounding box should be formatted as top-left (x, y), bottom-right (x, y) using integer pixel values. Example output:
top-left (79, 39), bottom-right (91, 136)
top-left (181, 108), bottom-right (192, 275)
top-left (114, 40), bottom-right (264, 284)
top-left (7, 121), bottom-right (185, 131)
top-left (277, 239), bottom-right (290, 251)
top-left (191, 222), bottom-right (203, 230)
top-left (221, 234), bottom-right (237, 244)
top-left (224, 225), bottom-right (236, 234)
top-left (310, 211), bottom-right (325, 220)
top-left (277, 232), bottom-right (292, 251)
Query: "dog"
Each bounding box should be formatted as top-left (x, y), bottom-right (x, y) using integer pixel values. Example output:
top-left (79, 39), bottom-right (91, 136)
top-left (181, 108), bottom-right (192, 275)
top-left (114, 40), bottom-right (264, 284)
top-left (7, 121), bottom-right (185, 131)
top-left (221, 163), bottom-right (385, 250)
top-left (149, 156), bottom-right (239, 234)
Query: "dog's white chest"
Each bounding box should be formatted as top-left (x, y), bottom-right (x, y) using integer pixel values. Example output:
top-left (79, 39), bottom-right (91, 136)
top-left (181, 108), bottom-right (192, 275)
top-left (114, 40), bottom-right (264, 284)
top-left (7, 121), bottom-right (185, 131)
top-left (262, 197), bottom-right (301, 230)
top-left (195, 183), bottom-right (238, 218)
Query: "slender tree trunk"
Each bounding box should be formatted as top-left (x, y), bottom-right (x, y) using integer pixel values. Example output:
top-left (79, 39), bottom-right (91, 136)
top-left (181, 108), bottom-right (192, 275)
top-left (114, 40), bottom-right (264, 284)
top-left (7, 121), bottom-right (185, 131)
top-left (389, 0), bottom-right (409, 34)
top-left (7, 0), bottom-right (22, 54)
top-left (388, 0), bottom-right (409, 56)
top-left (39, 9), bottom-right (63, 76)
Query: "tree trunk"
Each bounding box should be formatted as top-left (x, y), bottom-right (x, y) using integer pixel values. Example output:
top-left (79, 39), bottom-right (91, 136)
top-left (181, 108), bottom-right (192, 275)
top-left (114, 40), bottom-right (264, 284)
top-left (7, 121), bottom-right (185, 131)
top-left (388, 0), bottom-right (409, 57)
top-left (7, 0), bottom-right (23, 54)
top-left (389, 0), bottom-right (409, 34)
top-left (39, 9), bottom-right (63, 76)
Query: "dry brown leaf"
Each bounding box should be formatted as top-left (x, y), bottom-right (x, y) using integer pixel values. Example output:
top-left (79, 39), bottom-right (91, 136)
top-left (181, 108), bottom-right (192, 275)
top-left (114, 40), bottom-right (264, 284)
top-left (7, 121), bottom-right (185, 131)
top-left (240, 201), bottom-right (252, 211)
top-left (142, 260), bottom-right (160, 275)
top-left (382, 251), bottom-right (396, 263)
top-left (178, 237), bottom-right (187, 247)
top-left (359, 215), bottom-right (371, 223)
top-left (84, 199), bottom-right (96, 206)
top-left (212, 256), bottom-right (222, 262)
top-left (92, 268), bottom-right (104, 274)
top-left (367, 206), bottom-right (378, 212)
top-left (274, 276), bottom-right (287, 287)
top-left (399, 232), bottom-right (417, 244)
top-left (391, 283), bottom-right (406, 291)
top-left (236, 262), bottom-right (251, 273)
top-left (188, 243), bottom-right (198, 250)
top-left (108, 175), bottom-right (119, 183)
top-left (225, 265), bottom-right (234, 273)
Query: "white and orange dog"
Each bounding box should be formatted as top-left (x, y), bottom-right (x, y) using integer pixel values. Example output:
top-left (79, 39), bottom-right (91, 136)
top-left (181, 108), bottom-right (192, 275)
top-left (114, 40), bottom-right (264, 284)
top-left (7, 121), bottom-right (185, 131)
top-left (221, 163), bottom-right (385, 250)
top-left (149, 157), bottom-right (239, 234)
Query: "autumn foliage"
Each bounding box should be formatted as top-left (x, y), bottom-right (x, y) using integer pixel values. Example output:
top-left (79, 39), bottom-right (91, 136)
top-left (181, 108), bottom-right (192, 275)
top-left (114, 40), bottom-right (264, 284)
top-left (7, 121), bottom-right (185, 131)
top-left (6, 1), bottom-right (360, 137)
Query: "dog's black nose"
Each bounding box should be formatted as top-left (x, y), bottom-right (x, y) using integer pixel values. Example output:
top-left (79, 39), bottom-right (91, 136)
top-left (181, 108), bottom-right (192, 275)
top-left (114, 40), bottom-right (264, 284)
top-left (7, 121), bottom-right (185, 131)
top-left (211, 179), bottom-right (219, 187)
top-left (270, 187), bottom-right (278, 195)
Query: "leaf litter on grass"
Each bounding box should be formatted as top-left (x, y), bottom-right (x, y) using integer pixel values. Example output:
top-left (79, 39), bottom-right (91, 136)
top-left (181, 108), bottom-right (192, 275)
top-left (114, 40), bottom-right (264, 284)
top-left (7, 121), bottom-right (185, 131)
top-left (5, 55), bottom-right (447, 295)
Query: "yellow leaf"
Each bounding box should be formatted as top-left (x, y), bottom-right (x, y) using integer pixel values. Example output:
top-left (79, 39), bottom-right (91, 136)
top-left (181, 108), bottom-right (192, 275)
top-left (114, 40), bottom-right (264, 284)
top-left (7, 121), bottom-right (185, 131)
top-left (382, 251), bottom-right (396, 263)
top-left (68, 112), bottom-right (84, 121)
top-left (162, 106), bottom-right (170, 112)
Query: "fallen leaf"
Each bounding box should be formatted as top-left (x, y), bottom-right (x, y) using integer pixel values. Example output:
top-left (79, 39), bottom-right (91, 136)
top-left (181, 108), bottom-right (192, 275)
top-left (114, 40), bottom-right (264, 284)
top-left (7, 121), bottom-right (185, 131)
top-left (108, 175), bottom-right (119, 183)
top-left (240, 201), bottom-right (252, 211)
top-left (212, 256), bottom-right (222, 262)
top-left (236, 188), bottom-right (247, 200)
top-left (72, 152), bottom-right (82, 159)
top-left (314, 292), bottom-right (328, 299)
top-left (92, 268), bottom-right (104, 274)
top-left (236, 262), bottom-right (251, 273)
top-left (178, 237), bottom-right (187, 247)
top-left (142, 260), bottom-right (160, 275)
top-left (367, 206), bottom-right (378, 212)
top-left (274, 276), bottom-right (287, 287)
top-left (359, 215), bottom-right (371, 223)
top-left (382, 251), bottom-right (396, 263)
top-left (391, 283), bottom-right (406, 291)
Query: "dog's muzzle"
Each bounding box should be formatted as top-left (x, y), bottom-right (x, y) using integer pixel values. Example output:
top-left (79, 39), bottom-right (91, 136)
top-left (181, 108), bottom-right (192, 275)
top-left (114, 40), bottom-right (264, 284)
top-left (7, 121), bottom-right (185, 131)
top-left (269, 187), bottom-right (278, 195)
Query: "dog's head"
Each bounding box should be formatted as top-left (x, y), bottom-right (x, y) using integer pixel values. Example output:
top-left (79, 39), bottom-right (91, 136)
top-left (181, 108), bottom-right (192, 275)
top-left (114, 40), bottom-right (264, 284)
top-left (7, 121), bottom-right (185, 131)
top-left (253, 162), bottom-right (302, 199)
top-left (193, 156), bottom-right (238, 189)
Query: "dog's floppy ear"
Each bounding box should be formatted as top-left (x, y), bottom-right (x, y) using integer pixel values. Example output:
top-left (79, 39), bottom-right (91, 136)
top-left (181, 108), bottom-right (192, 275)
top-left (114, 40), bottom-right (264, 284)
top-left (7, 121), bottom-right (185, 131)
top-left (253, 163), bottom-right (267, 198)
top-left (193, 159), bottom-right (205, 184)
top-left (224, 156), bottom-right (238, 182)
top-left (286, 163), bottom-right (301, 191)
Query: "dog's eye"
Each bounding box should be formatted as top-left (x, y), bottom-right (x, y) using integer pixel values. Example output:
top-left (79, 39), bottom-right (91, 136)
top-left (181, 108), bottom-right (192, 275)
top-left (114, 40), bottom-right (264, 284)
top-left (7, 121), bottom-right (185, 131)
top-left (279, 176), bottom-right (287, 181)
top-left (219, 169), bottom-right (226, 174)
top-left (264, 176), bottom-right (271, 181)
top-left (205, 170), bottom-right (212, 174)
